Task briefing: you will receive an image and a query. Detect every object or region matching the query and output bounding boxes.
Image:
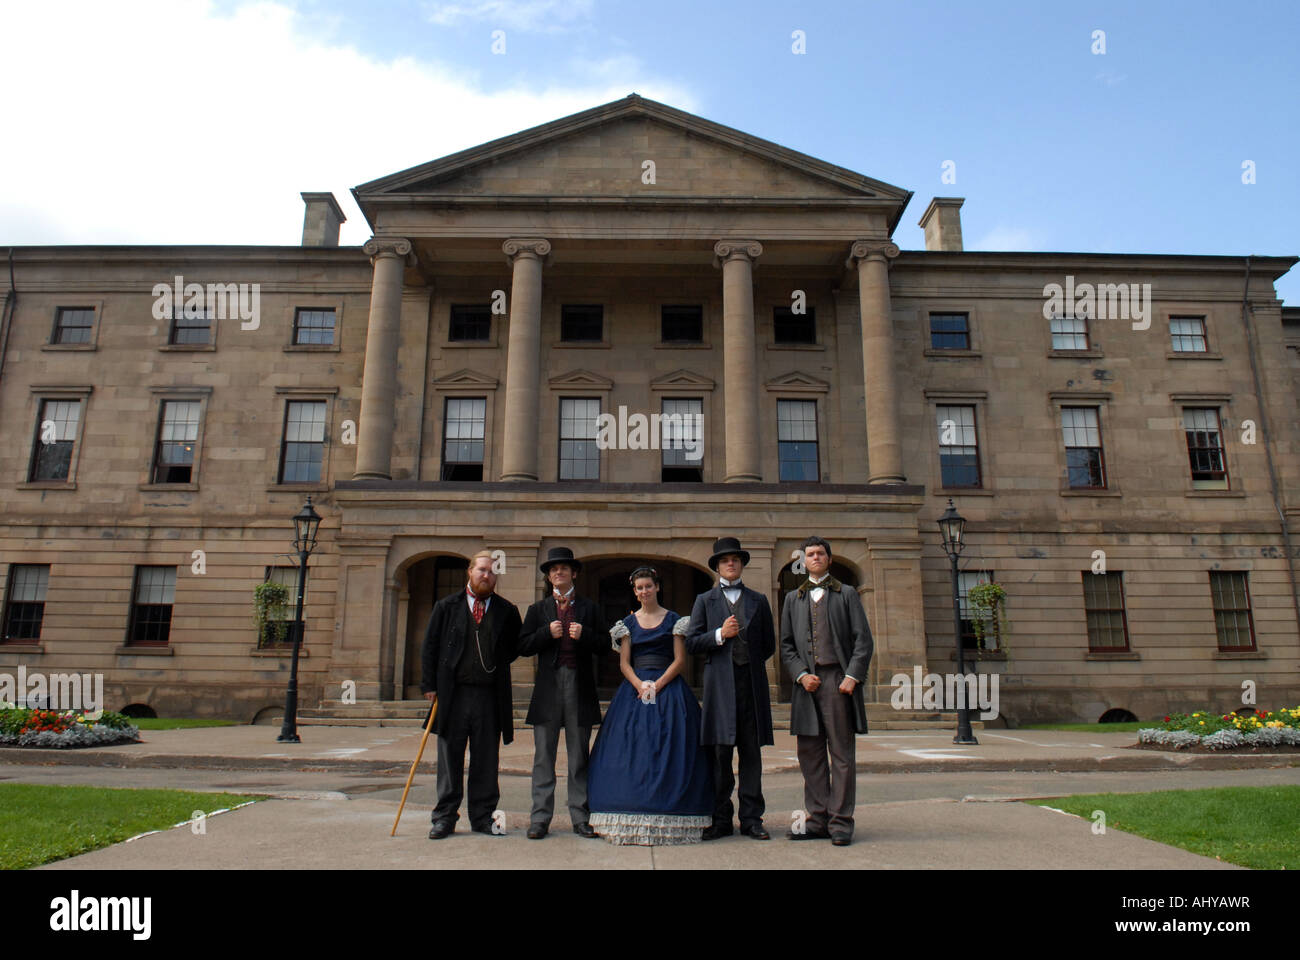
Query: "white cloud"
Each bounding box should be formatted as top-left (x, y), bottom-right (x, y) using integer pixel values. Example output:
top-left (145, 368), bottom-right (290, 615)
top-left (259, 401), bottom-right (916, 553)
top-left (424, 0), bottom-right (595, 31)
top-left (0, 0), bottom-right (695, 248)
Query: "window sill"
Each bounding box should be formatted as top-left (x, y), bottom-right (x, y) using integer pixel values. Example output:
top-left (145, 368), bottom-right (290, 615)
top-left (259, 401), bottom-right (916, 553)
top-left (1048, 349), bottom-right (1104, 359)
top-left (284, 344), bottom-right (341, 353)
top-left (268, 483), bottom-right (329, 492)
top-left (1085, 651), bottom-right (1140, 660)
top-left (1167, 352), bottom-right (1223, 361)
top-left (1213, 649), bottom-right (1265, 659)
top-left (251, 646), bottom-right (310, 657)
top-left (115, 645), bottom-right (173, 656)
top-left (41, 343), bottom-right (96, 351)
top-left (767, 342), bottom-right (825, 351)
top-left (1060, 487), bottom-right (1122, 497)
top-left (655, 342), bottom-right (711, 349)
top-left (17, 481), bottom-right (76, 491)
top-left (551, 340), bottom-right (611, 349)
top-left (923, 349), bottom-right (981, 359)
top-left (1186, 489), bottom-right (1245, 498)
top-left (140, 482), bottom-right (199, 492)
top-left (934, 487), bottom-right (994, 496)
top-left (159, 343), bottom-right (215, 352)
top-left (0, 643), bottom-right (45, 654)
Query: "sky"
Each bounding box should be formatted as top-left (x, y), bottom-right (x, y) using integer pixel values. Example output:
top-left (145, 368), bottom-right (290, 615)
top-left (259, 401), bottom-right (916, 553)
top-left (1, 0), bottom-right (1297, 303)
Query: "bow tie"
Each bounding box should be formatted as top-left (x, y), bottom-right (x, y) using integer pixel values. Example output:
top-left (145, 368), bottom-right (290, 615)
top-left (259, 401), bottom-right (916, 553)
top-left (720, 581), bottom-right (743, 591)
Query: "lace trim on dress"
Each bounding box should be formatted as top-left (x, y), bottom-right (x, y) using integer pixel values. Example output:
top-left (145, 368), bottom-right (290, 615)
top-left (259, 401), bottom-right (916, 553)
top-left (588, 812), bottom-right (712, 846)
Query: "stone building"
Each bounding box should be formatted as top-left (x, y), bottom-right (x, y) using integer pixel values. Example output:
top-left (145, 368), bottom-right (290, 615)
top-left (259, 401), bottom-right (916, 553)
top-left (1, 95), bottom-right (1297, 724)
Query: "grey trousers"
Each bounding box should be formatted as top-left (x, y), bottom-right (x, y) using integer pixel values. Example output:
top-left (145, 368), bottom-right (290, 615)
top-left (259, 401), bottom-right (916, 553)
top-left (796, 663), bottom-right (857, 837)
top-left (529, 665), bottom-right (592, 827)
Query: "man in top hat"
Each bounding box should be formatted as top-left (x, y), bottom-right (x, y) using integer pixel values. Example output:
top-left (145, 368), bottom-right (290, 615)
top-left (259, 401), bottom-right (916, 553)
top-left (518, 546), bottom-right (607, 839)
top-left (779, 536), bottom-right (873, 846)
top-left (685, 536), bottom-right (776, 840)
top-left (422, 549), bottom-right (522, 839)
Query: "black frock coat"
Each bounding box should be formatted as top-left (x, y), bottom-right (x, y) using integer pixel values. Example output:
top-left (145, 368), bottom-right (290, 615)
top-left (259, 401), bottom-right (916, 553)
top-left (420, 591), bottom-right (522, 745)
top-left (517, 594), bottom-right (606, 728)
top-left (684, 585), bottom-right (776, 747)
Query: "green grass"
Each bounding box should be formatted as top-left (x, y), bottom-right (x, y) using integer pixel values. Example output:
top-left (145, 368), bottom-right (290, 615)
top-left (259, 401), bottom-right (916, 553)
top-left (0, 783), bottom-right (261, 870)
top-left (1018, 721), bottom-right (1145, 733)
top-left (1026, 785), bottom-right (1300, 869)
top-left (129, 717), bottom-right (239, 730)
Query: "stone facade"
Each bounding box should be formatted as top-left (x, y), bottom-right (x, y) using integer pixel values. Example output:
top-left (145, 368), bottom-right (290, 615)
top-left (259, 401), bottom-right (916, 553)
top-left (1, 95), bottom-right (1296, 724)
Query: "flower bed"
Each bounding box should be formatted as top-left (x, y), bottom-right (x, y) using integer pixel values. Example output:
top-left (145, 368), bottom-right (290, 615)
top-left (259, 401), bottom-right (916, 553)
top-left (1137, 707), bottom-right (1300, 751)
top-left (0, 707), bottom-right (140, 749)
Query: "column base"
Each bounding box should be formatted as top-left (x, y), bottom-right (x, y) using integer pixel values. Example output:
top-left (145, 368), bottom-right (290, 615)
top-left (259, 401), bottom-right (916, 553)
top-left (868, 474), bottom-right (908, 484)
top-left (500, 472), bottom-right (538, 482)
top-left (352, 471), bottom-right (393, 481)
top-left (723, 472), bottom-right (762, 482)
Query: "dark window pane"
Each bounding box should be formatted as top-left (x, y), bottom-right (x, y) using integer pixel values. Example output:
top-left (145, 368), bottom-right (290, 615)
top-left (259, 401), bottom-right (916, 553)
top-left (561, 305), bottom-right (603, 342)
top-left (54, 308), bottom-right (94, 344)
top-left (449, 305), bottom-right (490, 342)
top-left (773, 306), bottom-right (815, 344)
top-left (294, 308), bottom-right (336, 345)
top-left (661, 305), bottom-right (703, 342)
top-left (30, 399), bottom-right (80, 481)
top-left (930, 313), bottom-right (970, 349)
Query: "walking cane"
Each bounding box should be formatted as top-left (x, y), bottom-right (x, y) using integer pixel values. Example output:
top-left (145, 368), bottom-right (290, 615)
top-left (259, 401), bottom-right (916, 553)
top-left (391, 698), bottom-right (438, 836)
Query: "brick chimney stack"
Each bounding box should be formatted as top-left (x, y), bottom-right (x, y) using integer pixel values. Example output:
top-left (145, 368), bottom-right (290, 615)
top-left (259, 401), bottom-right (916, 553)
top-left (918, 197), bottom-right (964, 252)
top-left (301, 192), bottom-right (346, 247)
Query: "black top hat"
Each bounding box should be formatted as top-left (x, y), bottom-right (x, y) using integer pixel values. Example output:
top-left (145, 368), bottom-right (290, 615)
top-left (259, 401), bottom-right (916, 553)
top-left (708, 537), bottom-right (750, 571)
top-left (539, 546), bottom-right (583, 575)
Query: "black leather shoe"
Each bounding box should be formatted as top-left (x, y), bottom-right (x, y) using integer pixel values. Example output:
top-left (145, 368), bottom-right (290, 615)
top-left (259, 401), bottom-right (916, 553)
top-left (702, 824), bottom-right (733, 841)
top-left (786, 827), bottom-right (831, 840)
top-left (741, 823), bottom-right (770, 840)
top-left (471, 823), bottom-right (503, 836)
top-left (831, 834), bottom-right (852, 846)
top-left (427, 821), bottom-right (453, 840)
top-left (527, 824), bottom-right (548, 839)
top-left (572, 822), bottom-right (597, 838)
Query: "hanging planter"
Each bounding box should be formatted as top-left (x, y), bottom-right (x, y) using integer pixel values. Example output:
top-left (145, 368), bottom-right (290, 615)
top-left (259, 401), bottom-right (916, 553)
top-left (253, 580), bottom-right (292, 647)
top-left (967, 581), bottom-right (1007, 652)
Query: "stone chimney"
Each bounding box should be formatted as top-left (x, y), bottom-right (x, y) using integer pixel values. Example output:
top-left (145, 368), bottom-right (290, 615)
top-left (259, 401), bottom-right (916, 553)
top-left (301, 192), bottom-right (346, 247)
top-left (918, 197), bottom-right (964, 252)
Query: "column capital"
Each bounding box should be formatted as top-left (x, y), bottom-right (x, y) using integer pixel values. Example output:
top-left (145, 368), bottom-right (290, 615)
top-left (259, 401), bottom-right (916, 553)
top-left (502, 238), bottom-right (552, 265)
top-left (846, 239), bottom-right (900, 268)
top-left (712, 239), bottom-right (763, 268)
top-left (363, 237), bottom-right (413, 265)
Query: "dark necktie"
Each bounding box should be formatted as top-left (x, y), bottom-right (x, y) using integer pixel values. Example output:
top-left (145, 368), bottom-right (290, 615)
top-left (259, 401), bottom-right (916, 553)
top-left (472, 596), bottom-right (485, 624)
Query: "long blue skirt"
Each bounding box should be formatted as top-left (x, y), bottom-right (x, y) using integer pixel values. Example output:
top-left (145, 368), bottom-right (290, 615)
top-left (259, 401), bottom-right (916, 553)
top-left (587, 668), bottom-right (714, 845)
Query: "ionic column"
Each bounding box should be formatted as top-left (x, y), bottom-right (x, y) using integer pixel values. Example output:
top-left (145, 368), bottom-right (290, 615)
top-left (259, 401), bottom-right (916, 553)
top-left (849, 240), bottom-right (905, 484)
top-left (500, 238), bottom-right (551, 481)
top-left (354, 237), bottom-right (412, 480)
top-left (713, 240), bottom-right (763, 482)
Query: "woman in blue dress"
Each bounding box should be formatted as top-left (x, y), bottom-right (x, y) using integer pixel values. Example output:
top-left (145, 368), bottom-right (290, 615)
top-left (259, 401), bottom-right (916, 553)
top-left (587, 566), bottom-right (714, 844)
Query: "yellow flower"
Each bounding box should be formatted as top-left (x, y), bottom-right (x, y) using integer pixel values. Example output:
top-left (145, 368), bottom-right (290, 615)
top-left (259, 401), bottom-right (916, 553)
top-left (1199, 720), bottom-right (1205, 725)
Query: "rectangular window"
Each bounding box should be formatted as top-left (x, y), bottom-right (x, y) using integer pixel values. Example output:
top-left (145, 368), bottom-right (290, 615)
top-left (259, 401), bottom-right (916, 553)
top-left (661, 305), bottom-right (703, 343)
top-left (1210, 571), bottom-right (1255, 650)
top-left (1050, 315), bottom-right (1089, 350)
top-left (1083, 572), bottom-right (1129, 650)
top-left (560, 305), bottom-right (603, 342)
top-left (1184, 407), bottom-right (1228, 489)
top-left (279, 400), bottom-right (326, 483)
top-left (294, 308), bottom-right (336, 345)
top-left (957, 570), bottom-right (993, 650)
top-left (773, 306), bottom-right (816, 345)
top-left (29, 399), bottom-right (80, 481)
top-left (1170, 316), bottom-right (1208, 353)
top-left (53, 307), bottom-right (94, 344)
top-left (929, 312), bottom-right (970, 350)
top-left (559, 397), bottom-right (600, 480)
top-left (442, 397), bottom-right (486, 481)
top-left (2, 564), bottom-right (50, 642)
top-left (449, 304), bottom-right (490, 342)
top-left (127, 566), bottom-right (176, 646)
top-left (1061, 406), bottom-right (1106, 489)
top-left (777, 399), bottom-right (819, 481)
top-left (169, 307), bottom-right (211, 345)
top-left (259, 565), bottom-right (307, 647)
top-left (936, 405), bottom-right (980, 487)
top-left (661, 397), bottom-right (703, 482)
top-left (152, 400), bottom-right (200, 483)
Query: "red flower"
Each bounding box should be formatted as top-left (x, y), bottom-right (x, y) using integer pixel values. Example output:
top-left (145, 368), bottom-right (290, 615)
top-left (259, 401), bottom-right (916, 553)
top-left (1164, 716), bottom-right (1170, 722)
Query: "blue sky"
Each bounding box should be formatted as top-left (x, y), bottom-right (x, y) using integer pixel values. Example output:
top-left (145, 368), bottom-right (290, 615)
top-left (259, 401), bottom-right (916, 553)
top-left (3, 0), bottom-right (1297, 302)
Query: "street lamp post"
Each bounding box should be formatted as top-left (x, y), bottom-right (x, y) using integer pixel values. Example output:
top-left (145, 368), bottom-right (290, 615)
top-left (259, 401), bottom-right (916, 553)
top-left (938, 498), bottom-right (979, 745)
top-left (277, 496), bottom-right (321, 744)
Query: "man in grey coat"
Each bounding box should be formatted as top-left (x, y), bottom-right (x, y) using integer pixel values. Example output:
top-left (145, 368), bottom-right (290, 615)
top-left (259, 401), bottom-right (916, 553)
top-left (779, 536), bottom-right (873, 846)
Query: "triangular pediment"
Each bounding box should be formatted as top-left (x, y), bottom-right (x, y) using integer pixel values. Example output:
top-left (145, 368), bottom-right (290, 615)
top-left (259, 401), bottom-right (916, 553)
top-left (548, 369), bottom-right (614, 389)
top-left (650, 368), bottom-right (716, 391)
top-left (765, 371), bottom-right (830, 393)
top-left (355, 96), bottom-right (910, 216)
top-left (431, 368), bottom-right (499, 388)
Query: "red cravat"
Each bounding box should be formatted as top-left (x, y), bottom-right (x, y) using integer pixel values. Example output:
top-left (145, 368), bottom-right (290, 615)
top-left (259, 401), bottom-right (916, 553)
top-left (468, 589), bottom-right (486, 625)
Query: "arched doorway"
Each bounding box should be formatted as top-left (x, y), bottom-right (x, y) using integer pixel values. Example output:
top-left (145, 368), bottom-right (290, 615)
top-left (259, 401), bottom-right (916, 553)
top-left (401, 554), bottom-right (469, 699)
top-left (775, 557), bottom-right (861, 703)
top-left (580, 557), bottom-right (713, 699)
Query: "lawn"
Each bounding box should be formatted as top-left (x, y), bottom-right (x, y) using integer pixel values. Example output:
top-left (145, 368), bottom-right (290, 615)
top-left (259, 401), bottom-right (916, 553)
top-left (130, 717), bottom-right (240, 730)
top-left (1025, 785), bottom-right (1300, 869)
top-left (0, 783), bottom-right (261, 870)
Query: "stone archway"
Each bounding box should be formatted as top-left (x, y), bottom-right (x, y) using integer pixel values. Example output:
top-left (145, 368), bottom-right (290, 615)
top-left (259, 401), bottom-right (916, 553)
top-left (398, 553), bottom-right (470, 699)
